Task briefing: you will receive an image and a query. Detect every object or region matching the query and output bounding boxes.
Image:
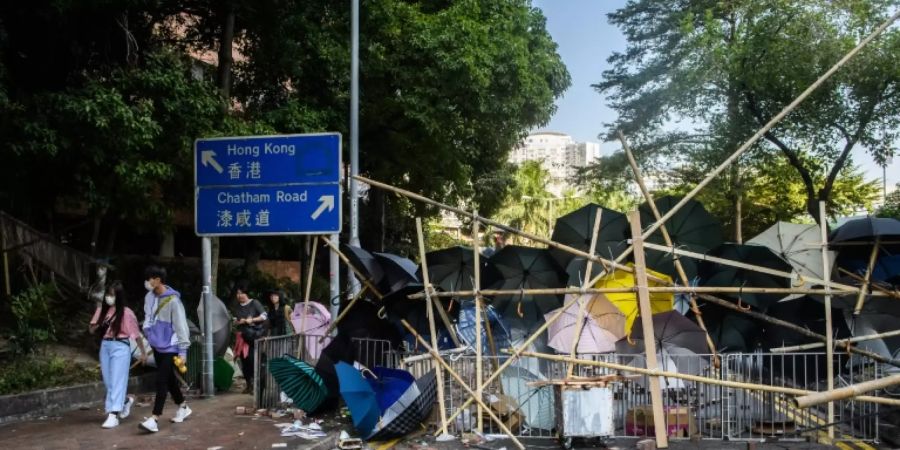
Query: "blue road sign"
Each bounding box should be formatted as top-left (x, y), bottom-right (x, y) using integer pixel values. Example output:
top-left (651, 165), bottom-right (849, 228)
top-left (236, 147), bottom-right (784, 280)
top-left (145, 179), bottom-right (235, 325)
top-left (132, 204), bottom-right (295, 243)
top-left (195, 184), bottom-right (341, 236)
top-left (194, 133), bottom-right (342, 236)
top-left (195, 133), bottom-right (341, 187)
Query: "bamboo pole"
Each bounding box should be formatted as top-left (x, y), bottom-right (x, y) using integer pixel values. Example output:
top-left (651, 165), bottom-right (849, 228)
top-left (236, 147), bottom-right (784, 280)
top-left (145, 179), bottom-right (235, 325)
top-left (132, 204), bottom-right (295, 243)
top-left (320, 236), bottom-right (384, 299)
top-left (472, 215), bottom-right (484, 433)
top-left (838, 268), bottom-right (900, 299)
top-left (566, 208), bottom-right (602, 378)
top-left (411, 286), bottom-right (862, 298)
top-left (400, 320), bottom-right (526, 450)
top-left (592, 9), bottom-right (900, 280)
top-left (318, 285), bottom-right (369, 342)
top-left (415, 218), bottom-right (449, 436)
top-left (628, 210), bottom-right (668, 448)
top-left (300, 236), bottom-right (319, 336)
top-left (853, 237), bottom-right (881, 315)
top-left (621, 131), bottom-right (717, 359)
top-left (516, 351), bottom-right (900, 407)
top-left (819, 201), bottom-right (834, 439)
top-left (770, 329), bottom-right (900, 353)
top-left (794, 374), bottom-right (900, 409)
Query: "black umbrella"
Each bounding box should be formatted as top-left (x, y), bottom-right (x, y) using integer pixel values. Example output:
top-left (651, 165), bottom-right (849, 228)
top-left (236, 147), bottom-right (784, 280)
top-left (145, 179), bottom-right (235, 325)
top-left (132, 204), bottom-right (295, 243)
top-left (417, 246), bottom-right (498, 294)
top-left (763, 299), bottom-right (851, 349)
top-left (699, 243), bottom-right (793, 311)
top-left (844, 297), bottom-right (900, 362)
top-left (340, 244), bottom-right (384, 286)
top-left (639, 195), bottom-right (724, 281)
top-left (549, 204), bottom-right (629, 270)
top-left (375, 252), bottom-right (419, 293)
top-left (367, 370), bottom-right (438, 441)
top-left (690, 303), bottom-right (760, 353)
top-left (382, 284), bottom-right (458, 350)
top-left (483, 245), bottom-right (566, 325)
top-left (830, 217), bottom-right (900, 243)
top-left (335, 298), bottom-right (402, 346)
top-left (616, 310), bottom-right (709, 356)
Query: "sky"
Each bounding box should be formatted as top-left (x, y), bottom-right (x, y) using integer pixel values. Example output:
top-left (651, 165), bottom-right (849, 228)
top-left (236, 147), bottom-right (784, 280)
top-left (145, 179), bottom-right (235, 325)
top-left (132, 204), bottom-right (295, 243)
top-left (533, 0), bottom-right (898, 193)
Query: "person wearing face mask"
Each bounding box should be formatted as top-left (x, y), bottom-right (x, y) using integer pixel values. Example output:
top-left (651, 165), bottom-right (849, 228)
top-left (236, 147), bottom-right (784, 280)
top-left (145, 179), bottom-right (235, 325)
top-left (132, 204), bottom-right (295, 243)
top-left (89, 280), bottom-right (147, 429)
top-left (232, 281), bottom-right (267, 394)
top-left (140, 265), bottom-right (192, 433)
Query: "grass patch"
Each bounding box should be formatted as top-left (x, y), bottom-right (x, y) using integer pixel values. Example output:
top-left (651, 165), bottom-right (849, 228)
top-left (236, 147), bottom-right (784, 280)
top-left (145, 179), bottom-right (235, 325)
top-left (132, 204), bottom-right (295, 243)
top-left (0, 355), bottom-right (99, 395)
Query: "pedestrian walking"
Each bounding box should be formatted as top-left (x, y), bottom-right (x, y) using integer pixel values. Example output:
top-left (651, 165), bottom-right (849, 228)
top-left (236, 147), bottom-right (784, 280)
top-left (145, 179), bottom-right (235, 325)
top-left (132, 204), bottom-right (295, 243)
top-left (89, 280), bottom-right (147, 429)
top-left (233, 281), bottom-right (267, 394)
top-left (266, 290), bottom-right (294, 336)
top-left (139, 265), bottom-right (192, 433)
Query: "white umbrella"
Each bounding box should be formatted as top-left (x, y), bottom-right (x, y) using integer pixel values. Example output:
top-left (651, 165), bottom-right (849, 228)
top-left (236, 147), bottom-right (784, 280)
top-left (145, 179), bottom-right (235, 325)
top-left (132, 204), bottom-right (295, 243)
top-left (197, 294), bottom-right (232, 356)
top-left (748, 222), bottom-right (836, 300)
top-left (500, 364), bottom-right (555, 431)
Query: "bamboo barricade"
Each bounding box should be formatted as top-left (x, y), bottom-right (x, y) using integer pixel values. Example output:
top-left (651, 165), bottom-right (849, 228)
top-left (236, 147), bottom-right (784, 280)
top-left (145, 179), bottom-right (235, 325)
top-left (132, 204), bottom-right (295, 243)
top-left (410, 286), bottom-right (862, 298)
top-left (819, 201), bottom-right (835, 439)
top-left (320, 236), bottom-right (384, 299)
top-left (566, 208), bottom-right (603, 378)
top-left (770, 329), bottom-right (900, 353)
top-left (621, 132), bottom-right (716, 359)
top-left (400, 320), bottom-right (526, 450)
top-left (299, 236), bottom-right (318, 337)
top-left (582, 9), bottom-right (900, 288)
top-left (514, 351), bottom-right (900, 407)
top-left (853, 237), bottom-right (882, 315)
top-left (472, 215), bottom-right (484, 433)
top-left (415, 218), bottom-right (450, 435)
top-left (794, 374), bottom-right (900, 409)
top-left (319, 285), bottom-right (369, 343)
top-left (839, 268), bottom-right (900, 299)
top-left (629, 211), bottom-right (669, 448)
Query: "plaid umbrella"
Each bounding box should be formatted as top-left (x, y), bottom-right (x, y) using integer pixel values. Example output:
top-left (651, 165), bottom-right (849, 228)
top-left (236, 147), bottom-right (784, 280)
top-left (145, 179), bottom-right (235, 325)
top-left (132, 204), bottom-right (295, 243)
top-left (368, 370), bottom-right (438, 441)
top-left (268, 355), bottom-right (328, 412)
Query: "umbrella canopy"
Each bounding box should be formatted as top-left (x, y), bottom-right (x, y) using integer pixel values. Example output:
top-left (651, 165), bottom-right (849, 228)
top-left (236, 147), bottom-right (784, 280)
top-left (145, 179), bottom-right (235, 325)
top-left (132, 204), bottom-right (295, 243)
top-left (484, 245), bottom-right (566, 325)
top-left (418, 246), bottom-right (497, 294)
top-left (197, 294), bottom-right (231, 357)
top-left (763, 299), bottom-right (851, 349)
top-left (690, 303), bottom-right (760, 353)
top-left (340, 244), bottom-right (384, 286)
top-left (747, 222), bottom-right (836, 292)
top-left (838, 254), bottom-right (900, 287)
top-left (268, 355), bottom-right (328, 412)
top-left (639, 195), bottom-right (724, 281)
top-left (455, 300), bottom-right (512, 355)
top-left (594, 265), bottom-right (673, 336)
top-left (500, 365), bottom-right (555, 430)
top-left (544, 296), bottom-right (618, 354)
top-left (626, 346), bottom-right (710, 390)
top-left (844, 297), bottom-right (900, 362)
top-left (586, 293), bottom-right (628, 339)
top-left (616, 311), bottom-right (709, 356)
top-left (335, 362), bottom-right (381, 436)
top-left (368, 366), bottom-right (415, 413)
top-left (549, 204), bottom-right (630, 270)
top-left (375, 252), bottom-right (419, 294)
top-left (382, 283), bottom-right (458, 350)
top-left (699, 243), bottom-right (793, 310)
top-left (290, 302), bottom-right (333, 360)
top-left (830, 217), bottom-right (900, 243)
top-left (367, 370), bottom-right (438, 441)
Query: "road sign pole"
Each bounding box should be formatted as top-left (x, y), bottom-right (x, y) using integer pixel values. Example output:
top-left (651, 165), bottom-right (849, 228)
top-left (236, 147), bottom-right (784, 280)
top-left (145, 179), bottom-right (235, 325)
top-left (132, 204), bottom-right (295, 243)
top-left (348, 0), bottom-right (362, 297)
top-left (202, 237), bottom-right (215, 397)
top-left (329, 232), bottom-right (341, 331)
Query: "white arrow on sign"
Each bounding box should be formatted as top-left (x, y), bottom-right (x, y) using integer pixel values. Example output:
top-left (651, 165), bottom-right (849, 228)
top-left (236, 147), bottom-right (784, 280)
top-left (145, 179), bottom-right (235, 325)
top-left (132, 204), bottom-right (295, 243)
top-left (311, 195), bottom-right (335, 220)
top-left (201, 150), bottom-right (224, 174)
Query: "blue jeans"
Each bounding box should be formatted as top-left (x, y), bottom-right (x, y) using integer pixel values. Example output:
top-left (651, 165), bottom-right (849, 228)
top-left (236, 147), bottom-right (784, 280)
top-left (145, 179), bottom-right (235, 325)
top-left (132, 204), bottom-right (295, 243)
top-left (99, 339), bottom-right (131, 414)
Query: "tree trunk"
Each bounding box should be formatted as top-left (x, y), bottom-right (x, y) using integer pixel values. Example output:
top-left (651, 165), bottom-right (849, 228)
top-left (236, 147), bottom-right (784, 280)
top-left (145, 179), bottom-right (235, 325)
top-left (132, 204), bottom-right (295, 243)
top-left (159, 229), bottom-right (175, 258)
top-left (735, 189), bottom-right (743, 244)
top-left (211, 1), bottom-right (236, 292)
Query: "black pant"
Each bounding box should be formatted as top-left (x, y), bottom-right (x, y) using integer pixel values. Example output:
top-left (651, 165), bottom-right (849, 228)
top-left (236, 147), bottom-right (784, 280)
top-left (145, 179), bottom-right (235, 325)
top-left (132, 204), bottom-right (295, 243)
top-left (153, 350), bottom-right (185, 416)
top-left (241, 341), bottom-right (256, 388)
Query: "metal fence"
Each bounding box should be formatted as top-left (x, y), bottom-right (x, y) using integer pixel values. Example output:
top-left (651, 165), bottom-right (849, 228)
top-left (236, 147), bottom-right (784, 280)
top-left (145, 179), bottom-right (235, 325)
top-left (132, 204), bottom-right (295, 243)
top-left (253, 333), bottom-right (401, 409)
top-left (402, 351), bottom-right (884, 443)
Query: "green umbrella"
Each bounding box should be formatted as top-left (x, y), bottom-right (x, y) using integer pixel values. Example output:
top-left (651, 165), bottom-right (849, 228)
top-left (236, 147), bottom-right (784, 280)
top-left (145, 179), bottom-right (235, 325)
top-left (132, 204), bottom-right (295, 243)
top-left (639, 195), bottom-right (724, 281)
top-left (549, 204), bottom-right (630, 272)
top-left (268, 355), bottom-right (328, 412)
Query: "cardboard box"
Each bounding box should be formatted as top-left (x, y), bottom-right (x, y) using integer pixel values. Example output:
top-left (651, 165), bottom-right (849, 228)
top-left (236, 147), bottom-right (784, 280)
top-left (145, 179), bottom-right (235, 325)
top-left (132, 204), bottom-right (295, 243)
top-left (625, 405), bottom-right (697, 438)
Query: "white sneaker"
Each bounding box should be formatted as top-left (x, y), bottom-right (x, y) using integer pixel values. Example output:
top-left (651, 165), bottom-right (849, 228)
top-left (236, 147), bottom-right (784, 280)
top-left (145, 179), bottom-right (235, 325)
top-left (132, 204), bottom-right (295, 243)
top-left (101, 414), bottom-right (119, 429)
top-left (119, 396), bottom-right (134, 419)
top-left (139, 417), bottom-right (159, 433)
top-left (171, 404), bottom-right (192, 423)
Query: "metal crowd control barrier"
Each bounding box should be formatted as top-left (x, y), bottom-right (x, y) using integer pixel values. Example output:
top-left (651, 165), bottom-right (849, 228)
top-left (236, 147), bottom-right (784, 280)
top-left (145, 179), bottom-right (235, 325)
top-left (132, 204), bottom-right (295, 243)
top-left (401, 351), bottom-right (884, 443)
top-left (253, 334), bottom-right (400, 409)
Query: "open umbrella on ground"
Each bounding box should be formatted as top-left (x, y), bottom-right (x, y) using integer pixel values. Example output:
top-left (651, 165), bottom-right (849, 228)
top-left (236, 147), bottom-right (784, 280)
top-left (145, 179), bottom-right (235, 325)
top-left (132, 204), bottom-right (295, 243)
top-left (335, 362), bottom-right (381, 437)
top-left (699, 243), bottom-right (793, 310)
top-left (375, 252), bottom-right (419, 294)
top-left (290, 301), bottom-right (332, 360)
top-left (367, 366), bottom-right (415, 413)
top-left (690, 303), bottom-right (760, 353)
top-left (639, 195), bottom-right (724, 281)
top-left (484, 245), bottom-right (566, 326)
top-left (748, 222), bottom-right (836, 299)
top-left (455, 300), bottom-right (512, 355)
top-left (616, 310), bottom-right (709, 356)
top-left (268, 354), bottom-right (328, 412)
top-left (549, 204), bottom-right (630, 271)
top-left (382, 283), bottom-right (458, 351)
top-left (594, 264), bottom-right (673, 336)
top-left (367, 370), bottom-right (438, 441)
top-left (340, 244), bottom-right (385, 287)
top-left (544, 295), bottom-right (620, 354)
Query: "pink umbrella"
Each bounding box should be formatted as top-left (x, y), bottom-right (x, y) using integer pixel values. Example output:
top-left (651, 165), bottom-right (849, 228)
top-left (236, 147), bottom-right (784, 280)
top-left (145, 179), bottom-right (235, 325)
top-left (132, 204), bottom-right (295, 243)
top-left (544, 295), bottom-right (619, 354)
top-left (291, 302), bottom-right (333, 360)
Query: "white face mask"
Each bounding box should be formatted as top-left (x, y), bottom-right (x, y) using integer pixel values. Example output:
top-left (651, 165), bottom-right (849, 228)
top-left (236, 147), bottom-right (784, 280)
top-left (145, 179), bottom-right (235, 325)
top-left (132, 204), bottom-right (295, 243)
top-left (104, 295), bottom-right (116, 306)
top-left (144, 280), bottom-right (154, 291)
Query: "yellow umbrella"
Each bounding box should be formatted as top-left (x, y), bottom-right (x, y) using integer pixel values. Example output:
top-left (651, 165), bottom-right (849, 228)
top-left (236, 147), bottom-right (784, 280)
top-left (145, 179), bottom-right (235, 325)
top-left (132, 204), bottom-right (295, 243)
top-left (592, 263), bottom-right (673, 335)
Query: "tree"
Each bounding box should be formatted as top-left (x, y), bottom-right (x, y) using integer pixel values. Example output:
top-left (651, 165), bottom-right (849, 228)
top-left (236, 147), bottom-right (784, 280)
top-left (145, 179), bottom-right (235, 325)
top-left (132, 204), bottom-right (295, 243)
top-left (877, 184), bottom-right (900, 219)
top-left (594, 0), bottom-right (898, 227)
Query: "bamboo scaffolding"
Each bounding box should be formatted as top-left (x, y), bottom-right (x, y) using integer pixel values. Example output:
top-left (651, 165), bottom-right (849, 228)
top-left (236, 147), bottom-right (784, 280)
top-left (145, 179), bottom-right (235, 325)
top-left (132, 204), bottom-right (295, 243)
top-left (629, 210), bottom-right (669, 448)
top-left (770, 329), bottom-right (900, 353)
top-left (621, 131), bottom-right (717, 359)
top-left (472, 216), bottom-right (484, 433)
top-left (566, 208), bottom-right (602, 378)
top-left (838, 268), bottom-right (900, 299)
top-left (400, 319), bottom-right (526, 450)
top-left (515, 351), bottom-right (900, 407)
top-left (320, 236), bottom-right (384, 299)
top-left (794, 374), bottom-right (900, 409)
top-left (415, 218), bottom-right (449, 436)
top-left (819, 201), bottom-right (835, 439)
top-left (319, 285), bottom-right (369, 342)
top-left (410, 286), bottom-right (861, 298)
top-left (299, 236), bottom-right (319, 337)
top-left (853, 237), bottom-right (881, 315)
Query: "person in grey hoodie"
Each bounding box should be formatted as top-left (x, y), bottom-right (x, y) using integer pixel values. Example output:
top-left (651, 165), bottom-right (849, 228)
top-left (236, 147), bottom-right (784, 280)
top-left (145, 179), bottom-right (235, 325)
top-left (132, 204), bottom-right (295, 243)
top-left (139, 265), bottom-right (192, 433)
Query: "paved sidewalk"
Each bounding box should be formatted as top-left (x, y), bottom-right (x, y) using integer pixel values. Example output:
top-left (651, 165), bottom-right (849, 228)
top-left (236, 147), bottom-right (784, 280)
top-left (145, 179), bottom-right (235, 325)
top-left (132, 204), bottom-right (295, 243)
top-left (0, 393), bottom-right (339, 450)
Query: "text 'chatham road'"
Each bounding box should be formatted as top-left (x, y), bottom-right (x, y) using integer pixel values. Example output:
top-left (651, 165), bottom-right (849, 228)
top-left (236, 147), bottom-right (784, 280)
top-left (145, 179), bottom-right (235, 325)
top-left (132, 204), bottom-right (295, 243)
top-left (217, 190), bottom-right (308, 204)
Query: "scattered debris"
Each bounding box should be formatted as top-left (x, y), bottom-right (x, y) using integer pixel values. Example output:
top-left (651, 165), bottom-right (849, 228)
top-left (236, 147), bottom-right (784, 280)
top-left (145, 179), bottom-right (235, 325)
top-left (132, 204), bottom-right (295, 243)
top-left (271, 444), bottom-right (287, 448)
top-left (435, 432), bottom-right (456, 442)
top-left (278, 420), bottom-right (326, 439)
top-left (337, 430), bottom-right (362, 449)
